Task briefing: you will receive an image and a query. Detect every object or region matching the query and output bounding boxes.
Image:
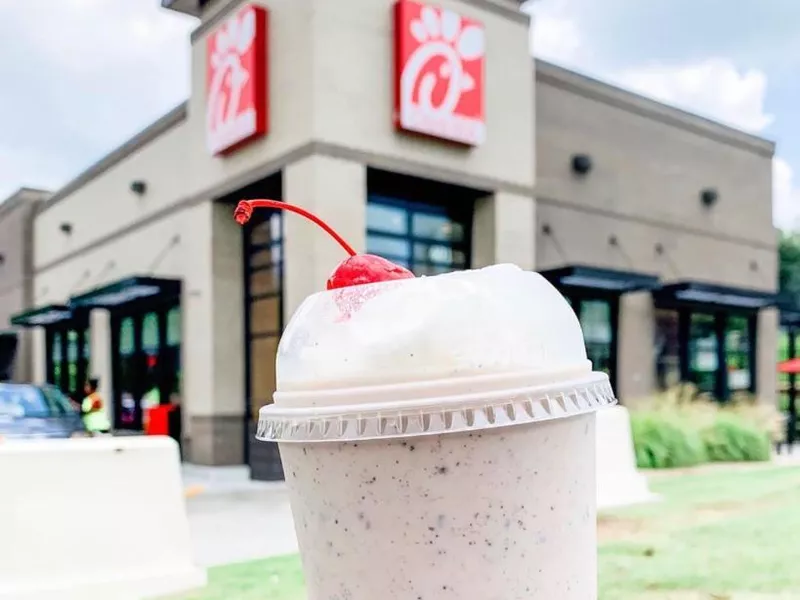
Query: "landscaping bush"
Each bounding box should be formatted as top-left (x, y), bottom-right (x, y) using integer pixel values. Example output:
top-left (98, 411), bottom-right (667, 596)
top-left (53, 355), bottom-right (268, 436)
top-left (629, 385), bottom-right (774, 468)
top-left (700, 412), bottom-right (772, 462)
top-left (630, 411), bottom-right (707, 469)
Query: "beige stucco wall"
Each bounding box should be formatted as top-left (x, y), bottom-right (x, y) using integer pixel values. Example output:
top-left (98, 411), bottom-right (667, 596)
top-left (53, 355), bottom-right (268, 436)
top-left (310, 0), bottom-right (534, 191)
top-left (283, 155), bottom-right (367, 319)
top-left (535, 61), bottom-right (778, 404)
top-left (536, 62), bottom-right (775, 253)
top-left (33, 117), bottom-right (190, 271)
top-left (472, 191), bottom-right (536, 269)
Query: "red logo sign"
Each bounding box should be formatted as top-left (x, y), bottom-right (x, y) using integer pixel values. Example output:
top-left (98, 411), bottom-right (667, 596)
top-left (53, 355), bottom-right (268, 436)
top-left (206, 4), bottom-right (269, 156)
top-left (393, 0), bottom-right (486, 146)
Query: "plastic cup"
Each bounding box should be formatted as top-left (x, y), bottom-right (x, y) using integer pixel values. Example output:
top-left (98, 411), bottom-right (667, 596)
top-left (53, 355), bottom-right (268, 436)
top-left (257, 265), bottom-right (617, 599)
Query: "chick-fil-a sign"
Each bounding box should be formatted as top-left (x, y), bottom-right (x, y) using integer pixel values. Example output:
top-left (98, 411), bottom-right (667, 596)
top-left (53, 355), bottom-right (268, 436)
top-left (206, 4), bottom-right (269, 156)
top-left (393, 0), bottom-right (486, 146)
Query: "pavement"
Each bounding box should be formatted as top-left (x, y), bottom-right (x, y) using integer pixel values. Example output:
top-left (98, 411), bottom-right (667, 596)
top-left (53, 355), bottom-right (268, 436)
top-left (182, 464), bottom-right (298, 568)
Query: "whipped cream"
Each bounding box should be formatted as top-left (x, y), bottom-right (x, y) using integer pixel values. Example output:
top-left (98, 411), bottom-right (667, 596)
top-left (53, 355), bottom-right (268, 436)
top-left (276, 264), bottom-right (589, 392)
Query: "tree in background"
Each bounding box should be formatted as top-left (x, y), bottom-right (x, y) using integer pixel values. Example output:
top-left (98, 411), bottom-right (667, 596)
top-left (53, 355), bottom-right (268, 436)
top-left (779, 232), bottom-right (800, 305)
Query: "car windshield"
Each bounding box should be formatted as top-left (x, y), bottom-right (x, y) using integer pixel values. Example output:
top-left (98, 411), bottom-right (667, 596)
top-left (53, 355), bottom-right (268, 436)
top-left (0, 384), bottom-right (49, 418)
top-left (40, 386), bottom-right (77, 416)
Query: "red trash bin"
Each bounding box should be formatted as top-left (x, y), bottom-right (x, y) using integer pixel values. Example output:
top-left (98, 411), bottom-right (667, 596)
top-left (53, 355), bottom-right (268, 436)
top-left (144, 405), bottom-right (175, 436)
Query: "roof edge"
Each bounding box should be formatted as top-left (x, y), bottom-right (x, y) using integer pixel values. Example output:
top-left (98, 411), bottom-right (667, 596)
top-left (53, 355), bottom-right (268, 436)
top-left (40, 101), bottom-right (189, 214)
top-left (535, 60), bottom-right (776, 158)
top-left (0, 188), bottom-right (51, 220)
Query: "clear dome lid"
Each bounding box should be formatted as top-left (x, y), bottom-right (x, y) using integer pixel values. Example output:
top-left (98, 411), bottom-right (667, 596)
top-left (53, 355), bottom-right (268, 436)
top-left (275, 264), bottom-right (592, 396)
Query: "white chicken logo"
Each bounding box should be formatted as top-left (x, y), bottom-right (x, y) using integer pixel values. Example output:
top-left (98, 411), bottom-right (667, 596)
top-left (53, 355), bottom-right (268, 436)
top-left (206, 8), bottom-right (258, 154)
top-left (399, 5), bottom-right (485, 145)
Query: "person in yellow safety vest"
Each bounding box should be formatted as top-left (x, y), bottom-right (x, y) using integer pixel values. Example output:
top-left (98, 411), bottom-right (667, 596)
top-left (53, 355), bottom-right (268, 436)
top-left (141, 386), bottom-right (161, 411)
top-left (81, 377), bottom-right (110, 435)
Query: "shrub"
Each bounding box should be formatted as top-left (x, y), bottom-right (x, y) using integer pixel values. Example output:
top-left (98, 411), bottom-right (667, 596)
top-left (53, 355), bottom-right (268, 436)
top-left (630, 411), bottom-right (707, 469)
top-left (629, 385), bottom-right (774, 468)
top-left (700, 412), bottom-right (772, 462)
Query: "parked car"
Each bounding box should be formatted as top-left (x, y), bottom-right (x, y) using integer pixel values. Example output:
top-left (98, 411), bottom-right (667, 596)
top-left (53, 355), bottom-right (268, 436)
top-left (0, 383), bottom-right (85, 440)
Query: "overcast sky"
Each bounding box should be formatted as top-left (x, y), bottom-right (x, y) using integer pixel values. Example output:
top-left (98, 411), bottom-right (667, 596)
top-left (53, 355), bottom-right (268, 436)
top-left (1, 0), bottom-right (798, 230)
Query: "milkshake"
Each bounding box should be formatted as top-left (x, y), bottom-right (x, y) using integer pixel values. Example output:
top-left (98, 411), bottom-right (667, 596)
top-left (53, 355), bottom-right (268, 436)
top-left (235, 200), bottom-right (616, 599)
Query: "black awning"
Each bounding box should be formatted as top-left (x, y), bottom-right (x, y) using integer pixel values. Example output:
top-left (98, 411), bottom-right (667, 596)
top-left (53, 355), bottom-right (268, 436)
top-left (69, 276), bottom-right (181, 310)
top-left (10, 304), bottom-right (74, 327)
top-left (655, 281), bottom-right (778, 310)
top-left (539, 265), bottom-right (660, 294)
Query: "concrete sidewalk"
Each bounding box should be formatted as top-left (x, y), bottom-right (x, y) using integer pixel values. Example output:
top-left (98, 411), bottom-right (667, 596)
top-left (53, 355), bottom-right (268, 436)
top-left (182, 464), bottom-right (298, 568)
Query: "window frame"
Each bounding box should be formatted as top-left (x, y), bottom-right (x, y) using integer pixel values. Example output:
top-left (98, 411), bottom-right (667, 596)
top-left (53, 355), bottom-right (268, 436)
top-left (562, 291), bottom-right (620, 394)
top-left (656, 306), bottom-right (758, 401)
top-left (366, 194), bottom-right (473, 275)
top-left (44, 317), bottom-right (90, 400)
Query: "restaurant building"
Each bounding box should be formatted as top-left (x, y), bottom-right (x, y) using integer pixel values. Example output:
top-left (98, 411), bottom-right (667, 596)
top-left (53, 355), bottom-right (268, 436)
top-left (2, 0), bottom-right (777, 477)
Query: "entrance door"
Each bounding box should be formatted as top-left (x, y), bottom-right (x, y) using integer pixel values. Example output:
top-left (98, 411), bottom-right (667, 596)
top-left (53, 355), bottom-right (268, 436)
top-left (111, 306), bottom-right (177, 431)
top-left (244, 209), bottom-right (283, 480)
top-left (45, 323), bottom-right (90, 401)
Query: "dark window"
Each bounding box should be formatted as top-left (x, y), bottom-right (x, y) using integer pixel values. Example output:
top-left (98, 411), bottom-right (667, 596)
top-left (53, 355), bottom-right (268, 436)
top-left (366, 195), bottom-right (471, 276)
top-left (688, 312), bottom-right (718, 396)
top-left (725, 315), bottom-right (753, 393)
top-left (563, 294), bottom-right (619, 392)
top-left (167, 306), bottom-right (182, 402)
top-left (655, 308), bottom-right (681, 391)
top-left (580, 300), bottom-right (614, 377)
top-left (654, 307), bottom-right (757, 401)
top-left (45, 322), bottom-right (90, 399)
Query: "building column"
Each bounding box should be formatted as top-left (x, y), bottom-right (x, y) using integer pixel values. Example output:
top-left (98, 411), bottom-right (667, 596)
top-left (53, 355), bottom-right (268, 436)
top-left (472, 191), bottom-right (536, 269)
top-left (12, 330), bottom-right (33, 383)
top-left (182, 200), bottom-right (246, 465)
top-left (617, 292), bottom-right (655, 405)
top-left (757, 307), bottom-right (778, 406)
top-left (31, 328), bottom-right (45, 384)
top-left (283, 155), bottom-right (367, 319)
top-left (89, 309), bottom-right (113, 422)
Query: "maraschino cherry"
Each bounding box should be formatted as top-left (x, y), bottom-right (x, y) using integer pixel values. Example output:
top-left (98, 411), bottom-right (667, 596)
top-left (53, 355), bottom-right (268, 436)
top-left (233, 199), bottom-right (415, 290)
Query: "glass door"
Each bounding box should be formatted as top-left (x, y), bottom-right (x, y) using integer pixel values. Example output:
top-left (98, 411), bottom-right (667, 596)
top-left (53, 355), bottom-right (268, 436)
top-left (165, 306), bottom-right (182, 406)
top-left (244, 209), bottom-right (284, 479)
top-left (688, 313), bottom-right (719, 397)
top-left (114, 315), bottom-right (139, 430)
top-left (45, 322), bottom-right (90, 402)
top-left (579, 300), bottom-right (614, 378)
top-left (141, 311), bottom-right (162, 412)
top-left (725, 315), bottom-right (754, 395)
top-left (563, 294), bottom-right (619, 393)
top-left (111, 306), bottom-right (177, 431)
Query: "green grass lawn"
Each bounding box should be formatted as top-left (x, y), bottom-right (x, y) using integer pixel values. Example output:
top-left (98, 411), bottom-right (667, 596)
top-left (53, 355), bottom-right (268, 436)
top-left (168, 464), bottom-right (800, 600)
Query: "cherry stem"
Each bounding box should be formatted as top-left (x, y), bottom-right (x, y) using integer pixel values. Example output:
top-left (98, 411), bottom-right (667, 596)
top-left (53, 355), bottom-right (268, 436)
top-left (234, 199), bottom-right (357, 257)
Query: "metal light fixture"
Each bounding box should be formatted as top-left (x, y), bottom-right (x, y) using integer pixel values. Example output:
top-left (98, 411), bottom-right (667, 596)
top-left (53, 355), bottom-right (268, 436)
top-left (571, 154), bottom-right (593, 176)
top-left (700, 188), bottom-right (718, 208)
top-left (130, 180), bottom-right (147, 196)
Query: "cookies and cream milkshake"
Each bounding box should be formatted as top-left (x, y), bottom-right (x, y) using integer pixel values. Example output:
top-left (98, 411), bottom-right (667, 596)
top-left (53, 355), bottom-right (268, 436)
top-left (236, 200), bottom-right (616, 600)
